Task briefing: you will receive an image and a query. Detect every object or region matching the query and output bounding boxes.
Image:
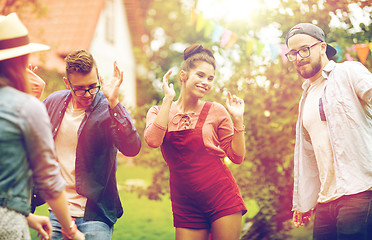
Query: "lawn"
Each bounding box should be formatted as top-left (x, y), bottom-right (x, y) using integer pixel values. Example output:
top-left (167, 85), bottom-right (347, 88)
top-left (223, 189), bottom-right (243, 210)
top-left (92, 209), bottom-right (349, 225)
top-left (113, 163), bottom-right (174, 239)
top-left (31, 163), bottom-right (175, 240)
top-left (30, 160), bottom-right (311, 239)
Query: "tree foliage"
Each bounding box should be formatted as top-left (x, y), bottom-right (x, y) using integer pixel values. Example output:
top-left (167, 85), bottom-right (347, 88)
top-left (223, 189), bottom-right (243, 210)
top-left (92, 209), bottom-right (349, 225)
top-left (4, 0), bottom-right (369, 238)
top-left (131, 0), bottom-right (371, 239)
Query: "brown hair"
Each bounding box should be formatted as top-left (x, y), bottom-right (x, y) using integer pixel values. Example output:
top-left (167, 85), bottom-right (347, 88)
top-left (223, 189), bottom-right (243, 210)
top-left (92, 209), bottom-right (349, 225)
top-left (65, 49), bottom-right (98, 79)
top-left (181, 44), bottom-right (215, 72)
top-left (0, 55), bottom-right (30, 93)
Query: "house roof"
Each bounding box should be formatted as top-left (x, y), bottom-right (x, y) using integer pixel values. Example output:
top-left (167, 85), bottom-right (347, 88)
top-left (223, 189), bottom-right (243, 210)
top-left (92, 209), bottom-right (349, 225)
top-left (13, 0), bottom-right (147, 73)
top-left (23, 0), bottom-right (105, 57)
top-left (14, 0), bottom-right (104, 72)
top-left (124, 0), bottom-right (148, 48)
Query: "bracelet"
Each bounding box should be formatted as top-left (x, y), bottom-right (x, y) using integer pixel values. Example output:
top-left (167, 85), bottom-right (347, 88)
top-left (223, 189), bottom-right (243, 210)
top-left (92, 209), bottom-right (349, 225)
top-left (61, 220), bottom-right (78, 239)
top-left (234, 125), bottom-right (245, 133)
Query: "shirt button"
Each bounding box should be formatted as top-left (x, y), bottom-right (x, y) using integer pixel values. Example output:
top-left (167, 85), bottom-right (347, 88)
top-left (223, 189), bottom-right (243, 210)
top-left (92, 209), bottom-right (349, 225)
top-left (114, 113), bottom-right (117, 117)
top-left (54, 128), bottom-right (58, 132)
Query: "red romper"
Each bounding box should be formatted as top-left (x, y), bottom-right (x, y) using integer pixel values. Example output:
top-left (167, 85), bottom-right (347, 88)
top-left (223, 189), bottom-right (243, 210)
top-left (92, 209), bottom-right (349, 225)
top-left (160, 102), bottom-right (247, 229)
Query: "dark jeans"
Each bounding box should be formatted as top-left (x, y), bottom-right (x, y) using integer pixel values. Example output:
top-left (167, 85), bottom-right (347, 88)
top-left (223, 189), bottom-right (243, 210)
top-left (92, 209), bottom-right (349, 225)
top-left (313, 191), bottom-right (372, 240)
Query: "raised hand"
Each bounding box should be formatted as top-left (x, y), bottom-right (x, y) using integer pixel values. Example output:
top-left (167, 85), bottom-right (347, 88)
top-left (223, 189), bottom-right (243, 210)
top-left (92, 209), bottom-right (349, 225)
top-left (225, 91), bottom-right (244, 124)
top-left (100, 61), bottom-right (123, 108)
top-left (26, 64), bottom-right (46, 99)
top-left (162, 69), bottom-right (176, 101)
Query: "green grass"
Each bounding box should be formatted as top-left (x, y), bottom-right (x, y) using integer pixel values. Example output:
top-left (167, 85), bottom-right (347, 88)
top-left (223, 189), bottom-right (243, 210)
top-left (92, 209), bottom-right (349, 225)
top-left (31, 164), bottom-right (175, 240)
top-left (30, 162), bottom-right (311, 239)
top-left (114, 192), bottom-right (174, 239)
top-left (288, 222), bottom-right (313, 240)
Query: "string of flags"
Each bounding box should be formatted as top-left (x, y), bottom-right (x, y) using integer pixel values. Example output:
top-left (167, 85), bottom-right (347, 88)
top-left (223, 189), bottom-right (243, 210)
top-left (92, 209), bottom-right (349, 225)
top-left (190, 9), bottom-right (372, 65)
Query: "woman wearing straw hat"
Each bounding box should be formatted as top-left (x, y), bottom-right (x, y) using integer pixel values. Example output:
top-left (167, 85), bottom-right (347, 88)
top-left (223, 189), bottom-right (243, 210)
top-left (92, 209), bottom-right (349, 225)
top-left (0, 13), bottom-right (84, 240)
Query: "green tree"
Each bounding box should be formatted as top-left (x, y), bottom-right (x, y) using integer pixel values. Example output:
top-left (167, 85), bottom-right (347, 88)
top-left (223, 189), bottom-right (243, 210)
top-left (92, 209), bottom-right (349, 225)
top-left (128, 0), bottom-right (372, 239)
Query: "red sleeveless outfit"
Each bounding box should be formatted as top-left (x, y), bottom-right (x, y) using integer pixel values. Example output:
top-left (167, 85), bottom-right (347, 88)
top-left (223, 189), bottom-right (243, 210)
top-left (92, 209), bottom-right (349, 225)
top-left (160, 102), bottom-right (247, 229)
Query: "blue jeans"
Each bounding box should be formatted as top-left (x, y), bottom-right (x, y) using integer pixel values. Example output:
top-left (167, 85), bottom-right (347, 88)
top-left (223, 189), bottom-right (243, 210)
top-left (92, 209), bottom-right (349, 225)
top-left (49, 211), bottom-right (113, 240)
top-left (313, 191), bottom-right (372, 240)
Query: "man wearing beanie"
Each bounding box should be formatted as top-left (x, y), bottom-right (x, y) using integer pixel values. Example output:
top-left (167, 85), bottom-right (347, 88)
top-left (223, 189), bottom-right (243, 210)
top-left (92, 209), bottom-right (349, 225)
top-left (286, 23), bottom-right (372, 239)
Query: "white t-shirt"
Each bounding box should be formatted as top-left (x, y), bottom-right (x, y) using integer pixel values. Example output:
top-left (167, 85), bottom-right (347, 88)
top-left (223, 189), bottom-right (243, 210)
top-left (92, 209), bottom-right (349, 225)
top-left (302, 76), bottom-right (342, 203)
top-left (55, 101), bottom-right (87, 217)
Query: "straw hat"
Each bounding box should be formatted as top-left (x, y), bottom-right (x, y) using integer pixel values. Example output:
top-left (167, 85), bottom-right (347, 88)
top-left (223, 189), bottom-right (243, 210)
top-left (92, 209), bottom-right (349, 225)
top-left (0, 12), bottom-right (50, 61)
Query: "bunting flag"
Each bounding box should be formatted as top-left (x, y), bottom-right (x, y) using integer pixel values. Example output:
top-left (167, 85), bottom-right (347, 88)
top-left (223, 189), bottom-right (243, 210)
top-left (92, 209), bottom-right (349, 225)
top-left (220, 29), bottom-right (232, 48)
top-left (225, 33), bottom-right (239, 49)
top-left (196, 14), bottom-right (207, 32)
top-left (204, 21), bottom-right (214, 38)
top-left (345, 53), bottom-right (354, 61)
top-left (256, 42), bottom-right (265, 56)
top-left (190, 9), bottom-right (198, 25)
top-left (270, 44), bottom-right (280, 62)
top-left (190, 9), bottom-right (372, 64)
top-left (212, 24), bottom-right (223, 42)
top-left (355, 44), bottom-right (370, 65)
top-left (334, 45), bottom-right (343, 62)
top-left (245, 38), bottom-right (256, 56)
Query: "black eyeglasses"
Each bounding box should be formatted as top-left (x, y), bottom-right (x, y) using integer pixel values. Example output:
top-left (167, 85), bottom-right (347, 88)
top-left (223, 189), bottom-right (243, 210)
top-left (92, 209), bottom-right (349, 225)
top-left (285, 42), bottom-right (322, 62)
top-left (67, 78), bottom-right (100, 97)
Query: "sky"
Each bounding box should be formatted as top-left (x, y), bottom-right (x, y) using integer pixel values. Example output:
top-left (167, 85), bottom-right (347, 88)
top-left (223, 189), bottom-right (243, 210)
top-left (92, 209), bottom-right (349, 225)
top-left (196, 0), bottom-right (371, 30)
top-left (197, 0), bottom-right (281, 22)
top-left (193, 0), bottom-right (371, 50)
top-left (179, 0), bottom-right (371, 82)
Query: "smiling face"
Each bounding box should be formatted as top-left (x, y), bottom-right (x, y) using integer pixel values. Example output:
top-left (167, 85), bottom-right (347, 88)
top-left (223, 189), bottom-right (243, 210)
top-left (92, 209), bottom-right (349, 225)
top-left (287, 34), bottom-right (327, 82)
top-left (181, 61), bottom-right (215, 99)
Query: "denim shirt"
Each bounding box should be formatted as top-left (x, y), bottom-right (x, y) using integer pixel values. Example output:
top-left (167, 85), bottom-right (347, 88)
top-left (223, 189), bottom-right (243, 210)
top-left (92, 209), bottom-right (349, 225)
top-left (0, 86), bottom-right (65, 215)
top-left (293, 61), bottom-right (372, 212)
top-left (35, 90), bottom-right (141, 226)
